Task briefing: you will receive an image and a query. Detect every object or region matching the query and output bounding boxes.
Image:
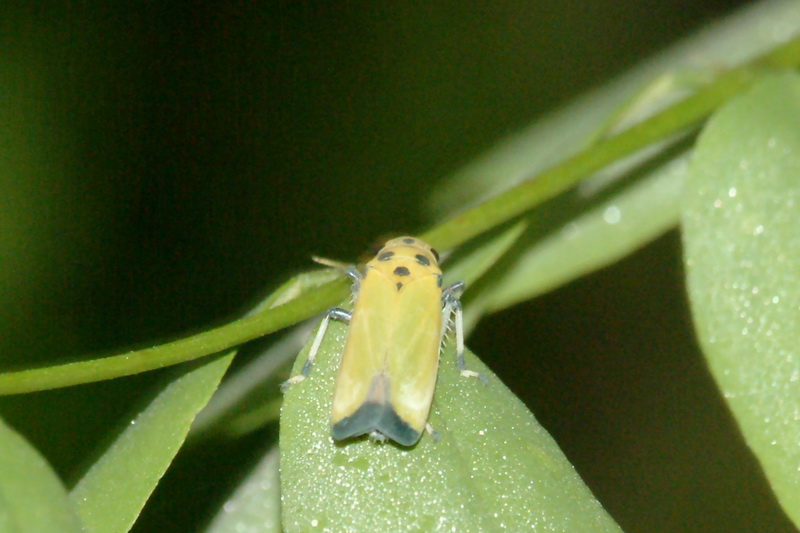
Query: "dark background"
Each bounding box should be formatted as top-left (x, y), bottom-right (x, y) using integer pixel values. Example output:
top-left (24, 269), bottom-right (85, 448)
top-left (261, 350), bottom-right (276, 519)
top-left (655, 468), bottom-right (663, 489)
top-left (1, 1), bottom-right (795, 532)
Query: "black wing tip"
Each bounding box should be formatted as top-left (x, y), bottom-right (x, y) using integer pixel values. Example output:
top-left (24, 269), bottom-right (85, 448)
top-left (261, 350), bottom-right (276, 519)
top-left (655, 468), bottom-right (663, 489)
top-left (332, 402), bottom-right (421, 446)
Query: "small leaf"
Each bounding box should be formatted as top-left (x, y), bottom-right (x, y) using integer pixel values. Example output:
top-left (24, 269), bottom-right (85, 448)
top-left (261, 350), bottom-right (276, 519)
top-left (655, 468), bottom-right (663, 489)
top-left (476, 151), bottom-right (688, 314)
top-left (190, 327), bottom-right (310, 440)
top-left (441, 221), bottom-right (527, 331)
top-left (69, 352), bottom-right (234, 533)
top-left (427, 0), bottom-right (800, 220)
top-left (442, 220), bottom-right (528, 289)
top-left (682, 72), bottom-right (800, 527)
top-left (204, 446), bottom-right (281, 533)
top-left (280, 323), bottom-right (622, 532)
top-left (425, 0), bottom-right (800, 308)
top-left (0, 417), bottom-right (83, 533)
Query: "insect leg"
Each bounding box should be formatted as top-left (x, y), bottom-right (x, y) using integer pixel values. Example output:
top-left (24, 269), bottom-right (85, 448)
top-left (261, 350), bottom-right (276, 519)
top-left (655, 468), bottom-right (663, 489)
top-left (442, 282), bottom-right (488, 385)
top-left (343, 266), bottom-right (361, 283)
top-left (343, 266), bottom-right (362, 299)
top-left (281, 307), bottom-right (351, 391)
top-left (424, 423), bottom-right (441, 441)
top-left (442, 280), bottom-right (466, 300)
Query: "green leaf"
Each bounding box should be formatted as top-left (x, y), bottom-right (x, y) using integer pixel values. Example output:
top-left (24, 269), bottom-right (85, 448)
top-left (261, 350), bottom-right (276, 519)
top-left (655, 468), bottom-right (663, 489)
top-left (428, 0), bottom-right (800, 219)
top-left (440, 221), bottom-right (528, 331)
top-left (424, 0), bottom-right (800, 307)
top-left (280, 323), bottom-right (622, 532)
top-left (473, 150), bottom-right (689, 314)
top-left (190, 327), bottom-right (310, 440)
top-left (0, 417), bottom-right (84, 533)
top-left (69, 352), bottom-right (234, 533)
top-left (204, 446), bottom-right (281, 533)
top-left (442, 220), bottom-right (528, 289)
top-left (682, 72), bottom-right (800, 527)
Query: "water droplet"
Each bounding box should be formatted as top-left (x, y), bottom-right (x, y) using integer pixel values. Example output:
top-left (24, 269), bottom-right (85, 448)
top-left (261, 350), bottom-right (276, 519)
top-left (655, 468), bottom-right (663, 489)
top-left (603, 205), bottom-right (621, 225)
top-left (564, 222), bottom-right (579, 239)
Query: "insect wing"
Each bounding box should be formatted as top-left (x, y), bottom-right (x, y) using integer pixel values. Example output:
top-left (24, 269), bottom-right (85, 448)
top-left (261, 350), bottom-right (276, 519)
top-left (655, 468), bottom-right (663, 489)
top-left (386, 272), bottom-right (443, 439)
top-left (330, 267), bottom-right (393, 437)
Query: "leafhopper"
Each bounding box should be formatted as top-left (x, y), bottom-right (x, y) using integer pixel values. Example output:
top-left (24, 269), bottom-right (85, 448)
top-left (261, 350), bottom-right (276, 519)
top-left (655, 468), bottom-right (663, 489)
top-left (283, 236), bottom-right (485, 445)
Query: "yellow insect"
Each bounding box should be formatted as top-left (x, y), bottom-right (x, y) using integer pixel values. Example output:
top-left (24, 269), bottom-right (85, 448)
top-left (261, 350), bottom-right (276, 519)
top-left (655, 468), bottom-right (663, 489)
top-left (283, 236), bottom-right (485, 446)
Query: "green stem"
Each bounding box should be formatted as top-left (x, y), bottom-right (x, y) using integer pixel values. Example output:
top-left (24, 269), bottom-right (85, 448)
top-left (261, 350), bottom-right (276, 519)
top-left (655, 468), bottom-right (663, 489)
top-left (0, 278), bottom-right (349, 395)
top-left (421, 34), bottom-right (800, 251)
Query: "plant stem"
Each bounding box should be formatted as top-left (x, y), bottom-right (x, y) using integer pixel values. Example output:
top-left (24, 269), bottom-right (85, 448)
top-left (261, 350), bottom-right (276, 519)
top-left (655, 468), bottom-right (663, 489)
top-left (422, 34), bottom-right (800, 251)
top-left (0, 278), bottom-right (349, 395)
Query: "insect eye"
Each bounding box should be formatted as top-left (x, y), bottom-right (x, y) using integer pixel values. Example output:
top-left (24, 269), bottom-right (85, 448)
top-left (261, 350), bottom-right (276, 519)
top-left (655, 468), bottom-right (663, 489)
top-left (430, 248), bottom-right (440, 262)
top-left (415, 254), bottom-right (430, 267)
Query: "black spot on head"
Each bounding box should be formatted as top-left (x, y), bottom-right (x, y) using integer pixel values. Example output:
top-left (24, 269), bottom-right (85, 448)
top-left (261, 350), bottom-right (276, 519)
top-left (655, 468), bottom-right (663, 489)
top-left (403, 237), bottom-right (415, 245)
top-left (378, 251), bottom-right (394, 261)
top-left (393, 266), bottom-right (410, 277)
top-left (396, 282), bottom-right (403, 291)
top-left (430, 248), bottom-right (440, 262)
top-left (437, 274), bottom-right (443, 288)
